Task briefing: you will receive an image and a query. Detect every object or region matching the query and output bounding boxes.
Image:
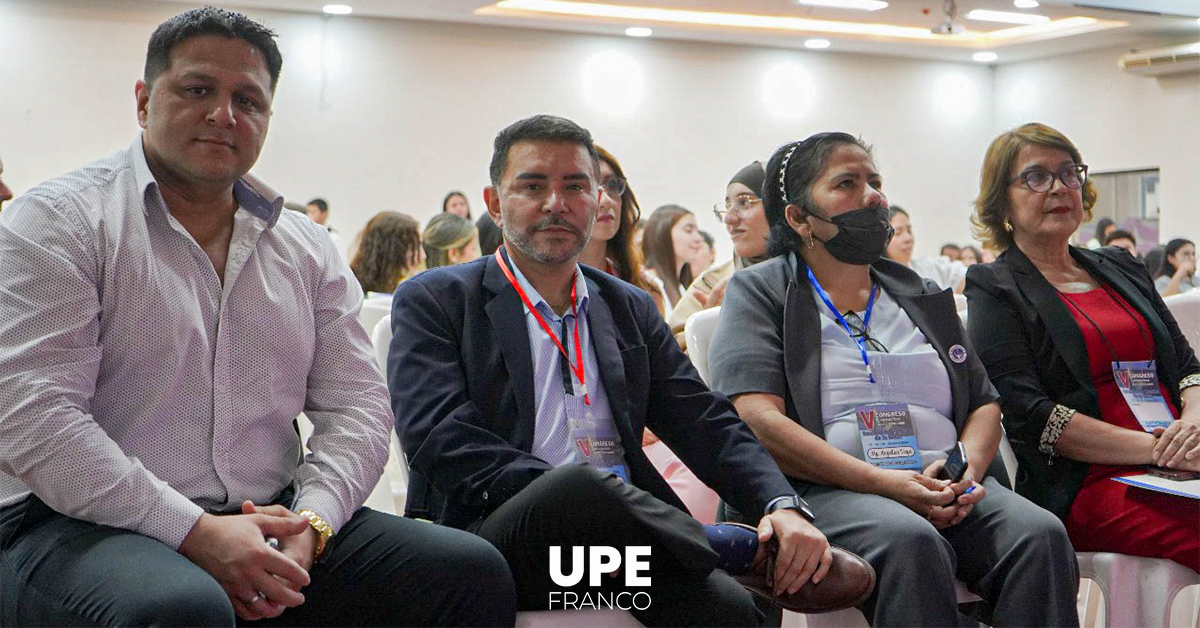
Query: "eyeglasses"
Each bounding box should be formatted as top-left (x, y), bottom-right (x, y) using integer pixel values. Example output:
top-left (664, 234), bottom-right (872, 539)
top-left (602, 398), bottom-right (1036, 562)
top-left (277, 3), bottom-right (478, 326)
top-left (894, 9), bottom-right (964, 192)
top-left (600, 177), bottom-right (627, 199)
top-left (713, 195), bottom-right (763, 221)
top-left (1009, 164), bottom-right (1088, 193)
top-left (843, 310), bottom-right (888, 353)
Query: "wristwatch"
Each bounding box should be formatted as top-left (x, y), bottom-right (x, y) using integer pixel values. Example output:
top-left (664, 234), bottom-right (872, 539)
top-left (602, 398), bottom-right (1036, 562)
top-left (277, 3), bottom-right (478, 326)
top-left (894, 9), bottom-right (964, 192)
top-left (295, 509), bottom-right (334, 560)
top-left (764, 495), bottom-right (816, 523)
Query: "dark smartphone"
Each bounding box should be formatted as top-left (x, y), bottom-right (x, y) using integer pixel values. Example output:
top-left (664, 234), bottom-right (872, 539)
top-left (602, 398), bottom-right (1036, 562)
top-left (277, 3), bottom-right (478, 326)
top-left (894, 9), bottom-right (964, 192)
top-left (939, 442), bottom-right (969, 483)
top-left (1147, 466), bottom-right (1200, 481)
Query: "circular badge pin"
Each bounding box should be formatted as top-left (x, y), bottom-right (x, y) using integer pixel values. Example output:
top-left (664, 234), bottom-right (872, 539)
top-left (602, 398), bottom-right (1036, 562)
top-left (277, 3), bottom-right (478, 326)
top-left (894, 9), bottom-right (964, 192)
top-left (949, 344), bottom-right (968, 364)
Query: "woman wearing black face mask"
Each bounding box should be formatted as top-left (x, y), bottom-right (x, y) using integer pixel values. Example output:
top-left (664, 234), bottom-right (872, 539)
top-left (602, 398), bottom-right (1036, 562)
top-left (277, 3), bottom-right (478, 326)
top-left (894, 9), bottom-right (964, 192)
top-left (708, 133), bottom-right (1078, 626)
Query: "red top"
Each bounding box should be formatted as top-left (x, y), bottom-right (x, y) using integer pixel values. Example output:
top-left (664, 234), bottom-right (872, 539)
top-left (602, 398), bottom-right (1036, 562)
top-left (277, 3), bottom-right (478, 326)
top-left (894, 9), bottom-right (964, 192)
top-left (1057, 287), bottom-right (1198, 571)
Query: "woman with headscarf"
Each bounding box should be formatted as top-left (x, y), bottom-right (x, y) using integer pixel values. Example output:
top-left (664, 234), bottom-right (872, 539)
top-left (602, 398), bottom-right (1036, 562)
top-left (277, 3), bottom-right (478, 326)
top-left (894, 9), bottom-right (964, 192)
top-left (669, 161), bottom-right (771, 338)
top-left (422, 213), bottom-right (480, 270)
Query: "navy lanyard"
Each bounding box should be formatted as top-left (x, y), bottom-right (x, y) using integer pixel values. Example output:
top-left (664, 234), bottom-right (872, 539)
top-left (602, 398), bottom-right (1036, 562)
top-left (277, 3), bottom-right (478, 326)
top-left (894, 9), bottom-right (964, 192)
top-left (807, 267), bottom-right (879, 384)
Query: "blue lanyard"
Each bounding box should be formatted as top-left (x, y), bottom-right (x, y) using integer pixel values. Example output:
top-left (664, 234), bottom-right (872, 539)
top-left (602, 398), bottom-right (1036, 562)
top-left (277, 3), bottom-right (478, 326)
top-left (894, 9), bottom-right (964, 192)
top-left (807, 267), bottom-right (879, 384)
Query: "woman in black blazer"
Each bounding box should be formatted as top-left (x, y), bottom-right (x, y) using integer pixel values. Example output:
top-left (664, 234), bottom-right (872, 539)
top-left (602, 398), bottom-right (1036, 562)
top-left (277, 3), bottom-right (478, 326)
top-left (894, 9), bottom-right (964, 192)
top-left (966, 122), bottom-right (1200, 570)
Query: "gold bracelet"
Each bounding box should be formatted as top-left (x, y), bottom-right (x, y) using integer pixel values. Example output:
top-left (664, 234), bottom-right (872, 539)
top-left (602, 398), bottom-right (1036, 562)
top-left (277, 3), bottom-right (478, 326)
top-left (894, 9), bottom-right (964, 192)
top-left (295, 509), bottom-right (333, 560)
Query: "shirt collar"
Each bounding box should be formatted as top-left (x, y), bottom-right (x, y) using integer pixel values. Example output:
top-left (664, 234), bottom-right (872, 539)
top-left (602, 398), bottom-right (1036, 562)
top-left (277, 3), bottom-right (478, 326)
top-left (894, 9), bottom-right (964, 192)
top-left (504, 251), bottom-right (590, 321)
top-left (130, 134), bottom-right (285, 227)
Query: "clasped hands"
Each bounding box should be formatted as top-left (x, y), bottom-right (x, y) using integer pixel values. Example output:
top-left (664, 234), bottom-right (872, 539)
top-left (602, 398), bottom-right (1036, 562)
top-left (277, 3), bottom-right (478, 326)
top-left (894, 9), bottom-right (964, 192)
top-left (1151, 417), bottom-right (1200, 471)
top-left (881, 461), bottom-right (986, 530)
top-left (178, 501), bottom-right (317, 621)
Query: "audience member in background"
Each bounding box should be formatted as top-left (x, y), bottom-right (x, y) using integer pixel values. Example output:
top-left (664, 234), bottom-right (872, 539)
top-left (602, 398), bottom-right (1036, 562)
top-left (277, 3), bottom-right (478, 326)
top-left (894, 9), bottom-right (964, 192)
top-left (884, 206), bottom-right (967, 293)
top-left (1156, 238), bottom-right (1196, 297)
top-left (423, 212), bottom-right (480, 270)
top-left (643, 204), bottom-right (705, 307)
top-left (283, 201), bottom-right (306, 214)
top-left (476, 211), bottom-right (503, 256)
top-left (966, 122), bottom-right (1199, 571)
top-left (670, 161), bottom-right (771, 339)
top-left (959, 245), bottom-right (982, 267)
top-left (1143, 244), bottom-right (1166, 283)
top-left (442, 190), bottom-right (471, 219)
top-left (1104, 229), bottom-right (1138, 257)
top-left (1085, 217), bottom-right (1116, 249)
top-left (576, 145), bottom-right (667, 316)
top-left (0, 157), bottom-right (13, 211)
top-left (711, 132), bottom-right (1078, 626)
top-left (350, 211), bottom-right (424, 294)
top-left (305, 196), bottom-right (345, 258)
top-left (939, 242), bottom-right (961, 260)
top-left (694, 230), bottom-right (716, 276)
top-left (0, 8), bottom-right (514, 626)
top-left (389, 115), bottom-right (876, 626)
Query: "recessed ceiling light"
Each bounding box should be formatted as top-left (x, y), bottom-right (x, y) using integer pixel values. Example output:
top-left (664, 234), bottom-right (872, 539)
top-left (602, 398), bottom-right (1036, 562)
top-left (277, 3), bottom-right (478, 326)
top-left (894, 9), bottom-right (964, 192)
top-left (804, 38), bottom-right (832, 49)
top-left (1013, 0), bottom-right (1039, 8)
top-left (966, 9), bottom-right (1049, 25)
top-left (625, 26), bottom-right (652, 37)
top-left (973, 51), bottom-right (999, 62)
top-left (794, 0), bottom-right (888, 10)
top-left (322, 4), bottom-right (352, 15)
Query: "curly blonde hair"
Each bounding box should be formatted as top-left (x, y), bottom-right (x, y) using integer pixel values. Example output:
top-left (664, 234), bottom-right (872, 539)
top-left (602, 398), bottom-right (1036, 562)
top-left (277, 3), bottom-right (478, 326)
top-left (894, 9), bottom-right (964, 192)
top-left (972, 122), bottom-right (1097, 251)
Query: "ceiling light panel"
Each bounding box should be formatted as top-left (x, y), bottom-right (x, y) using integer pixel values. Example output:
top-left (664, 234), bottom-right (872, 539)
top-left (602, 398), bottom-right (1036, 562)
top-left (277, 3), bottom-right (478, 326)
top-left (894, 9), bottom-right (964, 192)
top-left (1013, 0), bottom-right (1040, 7)
top-left (966, 9), bottom-right (1050, 25)
top-left (480, 1), bottom-right (1125, 48)
top-left (794, 0), bottom-right (889, 11)
top-left (322, 4), bottom-right (352, 15)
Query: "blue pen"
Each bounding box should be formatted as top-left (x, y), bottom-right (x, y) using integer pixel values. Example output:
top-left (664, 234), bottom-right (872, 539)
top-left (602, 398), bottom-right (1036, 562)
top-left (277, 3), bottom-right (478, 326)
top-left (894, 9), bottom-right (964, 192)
top-left (964, 486), bottom-right (976, 494)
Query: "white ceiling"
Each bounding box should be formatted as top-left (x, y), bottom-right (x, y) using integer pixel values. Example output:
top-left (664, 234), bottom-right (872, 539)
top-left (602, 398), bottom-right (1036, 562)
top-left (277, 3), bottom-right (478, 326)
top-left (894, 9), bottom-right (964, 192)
top-left (151, 0), bottom-right (1200, 64)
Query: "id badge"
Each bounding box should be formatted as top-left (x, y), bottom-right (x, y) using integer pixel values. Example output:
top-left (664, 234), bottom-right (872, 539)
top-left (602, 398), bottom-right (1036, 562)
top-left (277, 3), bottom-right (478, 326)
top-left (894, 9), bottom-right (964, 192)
top-left (566, 395), bottom-right (630, 482)
top-left (1113, 360), bottom-right (1175, 432)
top-left (855, 403), bottom-right (923, 471)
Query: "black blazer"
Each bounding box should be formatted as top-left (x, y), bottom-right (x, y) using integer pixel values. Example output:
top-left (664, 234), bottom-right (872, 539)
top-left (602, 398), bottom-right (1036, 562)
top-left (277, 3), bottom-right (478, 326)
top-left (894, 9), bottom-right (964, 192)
top-left (387, 251), bottom-right (796, 530)
top-left (711, 254), bottom-right (1008, 486)
top-left (965, 245), bottom-right (1200, 520)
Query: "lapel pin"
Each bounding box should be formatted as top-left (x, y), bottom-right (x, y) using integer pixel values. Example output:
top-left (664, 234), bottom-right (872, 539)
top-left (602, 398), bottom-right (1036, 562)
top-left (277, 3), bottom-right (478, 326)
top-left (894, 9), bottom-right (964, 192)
top-left (949, 344), bottom-right (968, 364)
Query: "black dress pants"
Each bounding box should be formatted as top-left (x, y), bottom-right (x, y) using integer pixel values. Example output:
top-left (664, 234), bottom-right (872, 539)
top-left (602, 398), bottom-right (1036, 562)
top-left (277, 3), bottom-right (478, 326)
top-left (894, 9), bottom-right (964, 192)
top-left (0, 496), bottom-right (516, 627)
top-left (471, 464), bottom-right (762, 627)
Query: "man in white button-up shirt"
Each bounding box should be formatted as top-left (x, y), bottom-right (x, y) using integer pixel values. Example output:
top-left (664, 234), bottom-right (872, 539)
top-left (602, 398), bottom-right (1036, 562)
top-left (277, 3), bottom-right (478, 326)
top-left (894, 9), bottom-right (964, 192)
top-left (0, 7), bottom-right (513, 627)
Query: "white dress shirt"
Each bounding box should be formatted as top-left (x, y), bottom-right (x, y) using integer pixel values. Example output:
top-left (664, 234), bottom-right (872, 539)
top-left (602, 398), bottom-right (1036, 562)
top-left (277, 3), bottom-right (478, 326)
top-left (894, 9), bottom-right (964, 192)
top-left (0, 137), bottom-right (391, 549)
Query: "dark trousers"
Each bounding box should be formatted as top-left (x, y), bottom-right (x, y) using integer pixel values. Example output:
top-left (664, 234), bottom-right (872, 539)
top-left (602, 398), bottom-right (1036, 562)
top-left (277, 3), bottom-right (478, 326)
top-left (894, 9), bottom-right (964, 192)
top-left (793, 476), bottom-right (1078, 627)
top-left (0, 496), bottom-right (515, 627)
top-left (471, 464), bottom-right (762, 627)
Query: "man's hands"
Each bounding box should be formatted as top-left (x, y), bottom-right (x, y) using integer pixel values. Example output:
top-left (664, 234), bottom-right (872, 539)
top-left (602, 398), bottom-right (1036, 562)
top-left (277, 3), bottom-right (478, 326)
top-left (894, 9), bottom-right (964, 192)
top-left (874, 463), bottom-right (985, 529)
top-left (919, 461), bottom-right (986, 528)
top-left (178, 503), bottom-right (312, 621)
top-left (754, 509), bottom-right (832, 596)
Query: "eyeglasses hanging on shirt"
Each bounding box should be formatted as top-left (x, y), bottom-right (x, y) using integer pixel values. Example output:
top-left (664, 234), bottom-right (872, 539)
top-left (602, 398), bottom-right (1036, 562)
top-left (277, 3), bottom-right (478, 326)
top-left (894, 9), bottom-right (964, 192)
top-left (843, 310), bottom-right (889, 354)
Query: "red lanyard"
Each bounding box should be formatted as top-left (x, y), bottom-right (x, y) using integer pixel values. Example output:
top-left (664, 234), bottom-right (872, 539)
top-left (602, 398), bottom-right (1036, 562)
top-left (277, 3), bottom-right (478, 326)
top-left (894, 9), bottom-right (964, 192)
top-left (494, 248), bottom-right (590, 405)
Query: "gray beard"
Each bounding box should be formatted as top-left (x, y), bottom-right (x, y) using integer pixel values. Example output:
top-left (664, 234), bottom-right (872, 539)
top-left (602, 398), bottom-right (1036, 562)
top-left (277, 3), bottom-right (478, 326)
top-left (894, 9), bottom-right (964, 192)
top-left (502, 216), bottom-right (594, 265)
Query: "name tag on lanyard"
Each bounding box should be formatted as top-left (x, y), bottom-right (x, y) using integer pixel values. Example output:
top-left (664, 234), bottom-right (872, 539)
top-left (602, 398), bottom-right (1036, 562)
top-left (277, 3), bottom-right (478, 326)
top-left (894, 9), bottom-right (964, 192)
top-left (856, 402), bottom-right (923, 471)
top-left (1113, 360), bottom-right (1174, 432)
top-left (566, 394), bottom-right (629, 482)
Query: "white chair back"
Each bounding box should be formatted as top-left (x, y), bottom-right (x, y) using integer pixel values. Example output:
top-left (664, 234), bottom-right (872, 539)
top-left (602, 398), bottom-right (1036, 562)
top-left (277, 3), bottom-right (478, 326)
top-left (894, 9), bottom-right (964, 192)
top-left (683, 307), bottom-right (723, 386)
top-left (1164, 290), bottom-right (1200, 351)
top-left (369, 314), bottom-right (408, 514)
top-left (360, 297), bottom-right (392, 343)
top-left (372, 315), bottom-right (392, 374)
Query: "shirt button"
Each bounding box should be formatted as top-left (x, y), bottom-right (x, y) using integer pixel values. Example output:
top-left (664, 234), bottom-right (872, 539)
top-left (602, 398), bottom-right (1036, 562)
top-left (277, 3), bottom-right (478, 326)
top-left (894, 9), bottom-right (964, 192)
top-left (482, 491), bottom-right (489, 500)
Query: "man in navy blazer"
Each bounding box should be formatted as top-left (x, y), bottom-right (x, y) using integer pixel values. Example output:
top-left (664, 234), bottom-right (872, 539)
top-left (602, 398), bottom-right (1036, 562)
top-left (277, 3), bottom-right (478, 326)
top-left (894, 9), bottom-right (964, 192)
top-left (388, 115), bottom-right (840, 626)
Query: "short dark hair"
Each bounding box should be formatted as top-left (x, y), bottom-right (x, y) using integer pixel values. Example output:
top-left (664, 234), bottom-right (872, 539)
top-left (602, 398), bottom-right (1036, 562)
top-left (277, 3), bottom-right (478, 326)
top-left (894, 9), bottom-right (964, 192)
top-left (307, 198), bottom-right (328, 213)
top-left (1105, 229), bottom-right (1136, 246)
top-left (145, 6), bottom-right (283, 92)
top-left (762, 132), bottom-right (873, 257)
top-left (488, 115), bottom-right (599, 187)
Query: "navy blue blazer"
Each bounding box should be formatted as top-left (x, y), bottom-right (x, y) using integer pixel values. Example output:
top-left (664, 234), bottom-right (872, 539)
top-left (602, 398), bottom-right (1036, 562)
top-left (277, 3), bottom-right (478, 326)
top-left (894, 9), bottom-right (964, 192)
top-left (387, 251), bottom-right (796, 530)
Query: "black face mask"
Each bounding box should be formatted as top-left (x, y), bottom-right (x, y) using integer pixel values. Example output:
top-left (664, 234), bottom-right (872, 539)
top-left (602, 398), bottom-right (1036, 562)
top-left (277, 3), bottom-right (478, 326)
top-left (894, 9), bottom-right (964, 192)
top-left (806, 206), bottom-right (893, 265)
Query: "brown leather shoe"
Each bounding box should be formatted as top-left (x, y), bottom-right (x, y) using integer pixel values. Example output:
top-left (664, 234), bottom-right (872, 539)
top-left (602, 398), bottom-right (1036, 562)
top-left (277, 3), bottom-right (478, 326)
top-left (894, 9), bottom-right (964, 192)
top-left (733, 542), bottom-right (876, 614)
